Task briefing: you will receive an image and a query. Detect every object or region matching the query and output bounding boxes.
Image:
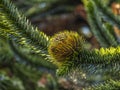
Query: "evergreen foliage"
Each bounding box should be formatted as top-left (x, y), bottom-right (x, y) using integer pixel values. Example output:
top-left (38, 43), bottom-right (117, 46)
top-left (0, 0), bottom-right (120, 90)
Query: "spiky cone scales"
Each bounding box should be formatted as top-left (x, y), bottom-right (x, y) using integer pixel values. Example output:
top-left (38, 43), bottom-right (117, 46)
top-left (48, 31), bottom-right (85, 66)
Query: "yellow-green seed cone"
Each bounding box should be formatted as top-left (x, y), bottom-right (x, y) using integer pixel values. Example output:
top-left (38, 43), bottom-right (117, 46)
top-left (48, 31), bottom-right (84, 65)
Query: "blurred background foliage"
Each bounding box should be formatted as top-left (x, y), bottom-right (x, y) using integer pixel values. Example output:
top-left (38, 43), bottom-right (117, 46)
top-left (1, 0), bottom-right (120, 90)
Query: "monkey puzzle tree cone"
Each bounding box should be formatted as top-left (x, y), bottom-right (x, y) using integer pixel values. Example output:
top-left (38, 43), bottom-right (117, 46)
top-left (48, 31), bottom-right (85, 66)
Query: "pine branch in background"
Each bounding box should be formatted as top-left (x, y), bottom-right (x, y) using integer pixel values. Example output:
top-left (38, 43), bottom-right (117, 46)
top-left (24, 0), bottom-right (74, 17)
top-left (104, 23), bottom-right (118, 43)
top-left (93, 0), bottom-right (120, 29)
top-left (29, 5), bottom-right (74, 19)
top-left (83, 0), bottom-right (118, 47)
top-left (83, 1), bottom-right (108, 47)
